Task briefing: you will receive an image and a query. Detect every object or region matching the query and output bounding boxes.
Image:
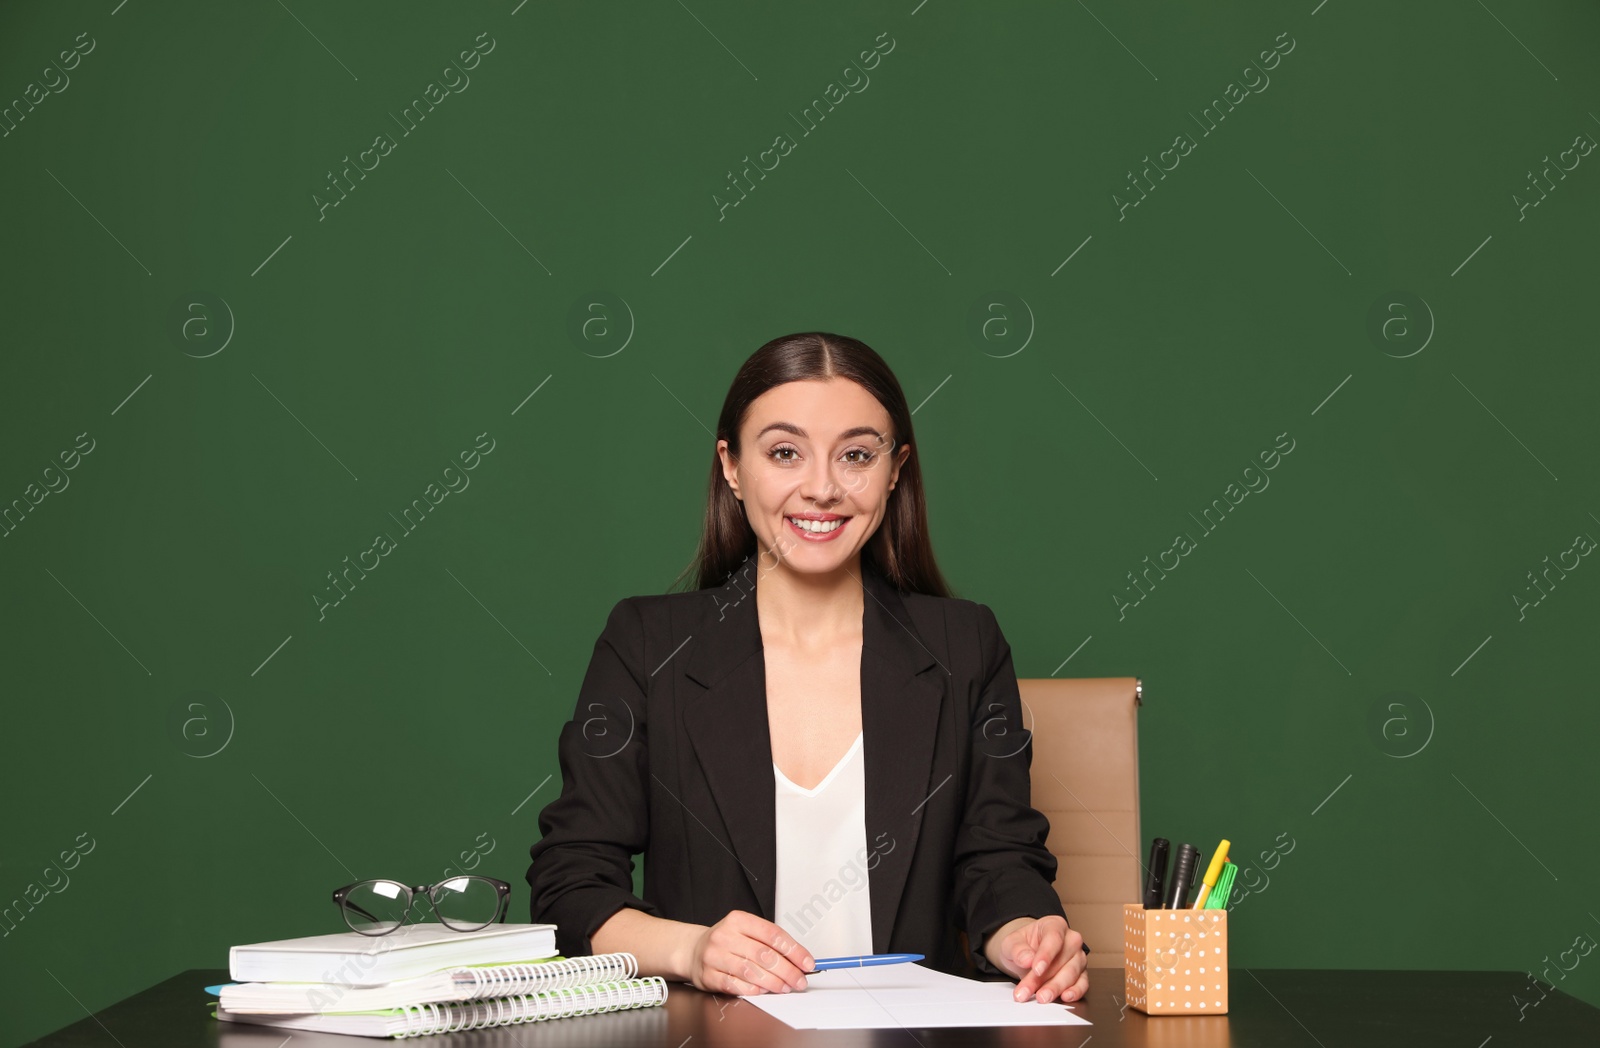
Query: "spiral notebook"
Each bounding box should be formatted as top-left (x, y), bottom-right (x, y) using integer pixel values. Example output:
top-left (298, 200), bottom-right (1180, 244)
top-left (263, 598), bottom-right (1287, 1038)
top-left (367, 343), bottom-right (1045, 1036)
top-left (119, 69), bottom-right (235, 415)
top-left (215, 977), bottom-right (668, 1038)
top-left (218, 953), bottom-right (643, 1014)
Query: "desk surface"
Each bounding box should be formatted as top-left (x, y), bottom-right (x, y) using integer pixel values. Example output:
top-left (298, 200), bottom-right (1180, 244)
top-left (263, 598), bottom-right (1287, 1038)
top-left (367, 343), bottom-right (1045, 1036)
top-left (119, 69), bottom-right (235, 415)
top-left (23, 968), bottom-right (1600, 1047)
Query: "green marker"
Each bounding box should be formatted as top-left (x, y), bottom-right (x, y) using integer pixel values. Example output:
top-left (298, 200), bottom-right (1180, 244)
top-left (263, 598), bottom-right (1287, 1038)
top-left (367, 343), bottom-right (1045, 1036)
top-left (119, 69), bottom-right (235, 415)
top-left (1205, 861), bottom-right (1237, 909)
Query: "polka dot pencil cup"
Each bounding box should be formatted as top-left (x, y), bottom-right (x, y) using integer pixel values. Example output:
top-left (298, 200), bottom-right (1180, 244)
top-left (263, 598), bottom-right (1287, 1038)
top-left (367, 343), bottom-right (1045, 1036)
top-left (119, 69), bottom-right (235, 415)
top-left (1123, 903), bottom-right (1229, 1014)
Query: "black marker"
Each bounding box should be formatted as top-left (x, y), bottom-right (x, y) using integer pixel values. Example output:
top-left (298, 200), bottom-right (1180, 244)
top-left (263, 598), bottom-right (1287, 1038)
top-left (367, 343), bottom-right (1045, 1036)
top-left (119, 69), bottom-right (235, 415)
top-left (1142, 838), bottom-right (1170, 909)
top-left (1164, 843), bottom-right (1200, 910)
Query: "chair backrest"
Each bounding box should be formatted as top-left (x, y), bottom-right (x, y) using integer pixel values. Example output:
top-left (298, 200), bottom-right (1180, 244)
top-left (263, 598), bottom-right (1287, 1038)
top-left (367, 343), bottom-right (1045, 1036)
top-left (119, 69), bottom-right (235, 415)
top-left (1020, 676), bottom-right (1142, 970)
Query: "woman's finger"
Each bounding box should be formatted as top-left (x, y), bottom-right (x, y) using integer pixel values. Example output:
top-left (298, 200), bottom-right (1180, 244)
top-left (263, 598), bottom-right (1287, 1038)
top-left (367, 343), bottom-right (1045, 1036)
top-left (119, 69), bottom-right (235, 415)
top-left (1010, 937), bottom-right (1040, 999)
top-left (745, 939), bottom-right (811, 991)
top-left (1043, 966), bottom-right (1094, 1011)
top-left (1025, 923), bottom-right (1064, 978)
top-left (1034, 950), bottom-right (1086, 1004)
top-left (1012, 938), bottom-right (1058, 1000)
top-left (716, 966), bottom-right (764, 996)
top-left (732, 914), bottom-right (813, 990)
top-left (726, 948), bottom-right (797, 996)
top-left (1048, 928), bottom-right (1088, 1003)
top-left (757, 928), bottom-right (815, 986)
top-left (1012, 920), bottom-right (1068, 1000)
top-left (697, 929), bottom-right (766, 999)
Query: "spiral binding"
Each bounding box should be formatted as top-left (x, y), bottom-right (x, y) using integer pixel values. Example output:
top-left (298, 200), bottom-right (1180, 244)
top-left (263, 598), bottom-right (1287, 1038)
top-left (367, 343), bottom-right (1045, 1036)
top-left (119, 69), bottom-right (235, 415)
top-left (456, 952), bottom-right (640, 999)
top-left (395, 976), bottom-right (666, 1037)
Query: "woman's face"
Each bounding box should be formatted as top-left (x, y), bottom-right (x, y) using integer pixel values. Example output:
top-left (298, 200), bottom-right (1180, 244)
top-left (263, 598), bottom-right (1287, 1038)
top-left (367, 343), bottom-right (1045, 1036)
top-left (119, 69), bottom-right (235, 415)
top-left (718, 378), bottom-right (911, 577)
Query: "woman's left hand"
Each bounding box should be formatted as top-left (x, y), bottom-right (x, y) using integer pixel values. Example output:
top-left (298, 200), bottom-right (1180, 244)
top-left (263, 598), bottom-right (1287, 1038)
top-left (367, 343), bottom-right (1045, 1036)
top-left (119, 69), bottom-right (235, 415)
top-left (986, 915), bottom-right (1087, 1004)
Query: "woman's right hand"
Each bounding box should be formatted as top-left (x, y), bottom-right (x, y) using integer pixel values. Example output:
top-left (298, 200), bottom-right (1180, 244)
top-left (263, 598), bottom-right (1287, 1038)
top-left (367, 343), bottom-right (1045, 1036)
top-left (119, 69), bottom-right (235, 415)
top-left (683, 910), bottom-right (815, 995)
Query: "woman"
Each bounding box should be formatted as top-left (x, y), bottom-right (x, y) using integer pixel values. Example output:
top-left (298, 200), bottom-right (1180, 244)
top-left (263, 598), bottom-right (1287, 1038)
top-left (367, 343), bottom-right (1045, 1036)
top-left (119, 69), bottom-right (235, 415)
top-left (526, 332), bottom-right (1087, 1005)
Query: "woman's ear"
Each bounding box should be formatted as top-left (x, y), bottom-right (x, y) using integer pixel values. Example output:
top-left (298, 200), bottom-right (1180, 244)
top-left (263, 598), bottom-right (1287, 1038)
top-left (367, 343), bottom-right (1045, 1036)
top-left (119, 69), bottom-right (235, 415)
top-left (886, 442), bottom-right (911, 491)
top-left (717, 439), bottom-right (741, 500)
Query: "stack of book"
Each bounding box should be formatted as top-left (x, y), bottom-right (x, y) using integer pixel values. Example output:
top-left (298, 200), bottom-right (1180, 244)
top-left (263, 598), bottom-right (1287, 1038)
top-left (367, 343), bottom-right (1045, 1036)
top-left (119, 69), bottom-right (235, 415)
top-left (210, 923), bottom-right (667, 1038)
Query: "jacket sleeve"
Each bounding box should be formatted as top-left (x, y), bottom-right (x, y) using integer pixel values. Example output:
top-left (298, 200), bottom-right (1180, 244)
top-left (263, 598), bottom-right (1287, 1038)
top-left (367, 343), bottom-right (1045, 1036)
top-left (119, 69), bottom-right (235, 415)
top-left (953, 602), bottom-right (1069, 978)
top-left (526, 597), bottom-right (664, 957)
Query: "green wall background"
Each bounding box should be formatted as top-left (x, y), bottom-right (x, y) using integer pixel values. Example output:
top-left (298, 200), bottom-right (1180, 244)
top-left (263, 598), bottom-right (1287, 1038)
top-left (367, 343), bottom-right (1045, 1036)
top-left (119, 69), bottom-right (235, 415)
top-left (3, 1), bottom-right (1597, 1043)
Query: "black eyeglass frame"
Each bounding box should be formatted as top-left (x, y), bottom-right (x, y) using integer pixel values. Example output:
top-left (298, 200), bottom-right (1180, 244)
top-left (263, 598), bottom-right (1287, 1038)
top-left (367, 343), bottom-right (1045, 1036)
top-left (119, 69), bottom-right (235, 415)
top-left (331, 875), bottom-right (512, 936)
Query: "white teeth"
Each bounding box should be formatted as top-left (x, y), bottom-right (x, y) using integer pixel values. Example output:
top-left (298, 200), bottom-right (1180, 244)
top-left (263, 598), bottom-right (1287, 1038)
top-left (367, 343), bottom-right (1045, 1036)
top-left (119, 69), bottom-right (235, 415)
top-left (789, 516), bottom-right (844, 533)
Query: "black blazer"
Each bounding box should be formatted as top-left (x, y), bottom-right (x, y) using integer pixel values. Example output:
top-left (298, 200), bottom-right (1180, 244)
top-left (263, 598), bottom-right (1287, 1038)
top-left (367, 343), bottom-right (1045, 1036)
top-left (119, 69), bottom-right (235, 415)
top-left (525, 552), bottom-right (1067, 977)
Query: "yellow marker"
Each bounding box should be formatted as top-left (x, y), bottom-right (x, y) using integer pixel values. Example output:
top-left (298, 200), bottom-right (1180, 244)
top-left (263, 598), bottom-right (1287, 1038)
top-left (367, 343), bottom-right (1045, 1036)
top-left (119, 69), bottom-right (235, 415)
top-left (1190, 839), bottom-right (1230, 908)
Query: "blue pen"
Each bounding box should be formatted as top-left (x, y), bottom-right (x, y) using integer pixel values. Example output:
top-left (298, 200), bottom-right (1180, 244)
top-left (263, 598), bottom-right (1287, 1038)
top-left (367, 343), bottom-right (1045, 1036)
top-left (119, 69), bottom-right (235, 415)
top-left (807, 953), bottom-right (924, 972)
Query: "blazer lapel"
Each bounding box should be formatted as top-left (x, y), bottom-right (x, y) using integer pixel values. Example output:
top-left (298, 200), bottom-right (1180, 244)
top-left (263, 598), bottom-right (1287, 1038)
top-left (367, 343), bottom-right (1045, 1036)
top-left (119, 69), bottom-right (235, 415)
top-left (858, 561), bottom-right (944, 953)
top-left (681, 555), bottom-right (776, 916)
top-left (680, 552), bottom-right (945, 951)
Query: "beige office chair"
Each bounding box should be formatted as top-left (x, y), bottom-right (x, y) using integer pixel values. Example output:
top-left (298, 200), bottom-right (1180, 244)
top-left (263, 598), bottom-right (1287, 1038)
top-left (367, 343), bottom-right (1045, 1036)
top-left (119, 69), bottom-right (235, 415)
top-left (1020, 676), bottom-right (1143, 970)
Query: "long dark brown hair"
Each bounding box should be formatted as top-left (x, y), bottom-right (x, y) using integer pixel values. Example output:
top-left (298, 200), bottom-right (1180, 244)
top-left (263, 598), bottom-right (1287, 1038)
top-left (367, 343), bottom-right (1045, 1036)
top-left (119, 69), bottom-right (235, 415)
top-left (670, 332), bottom-right (954, 598)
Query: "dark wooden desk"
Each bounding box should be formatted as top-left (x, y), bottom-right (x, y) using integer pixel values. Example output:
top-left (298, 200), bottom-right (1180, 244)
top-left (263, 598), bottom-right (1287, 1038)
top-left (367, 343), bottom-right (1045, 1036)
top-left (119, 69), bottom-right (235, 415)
top-left (24, 968), bottom-right (1600, 1047)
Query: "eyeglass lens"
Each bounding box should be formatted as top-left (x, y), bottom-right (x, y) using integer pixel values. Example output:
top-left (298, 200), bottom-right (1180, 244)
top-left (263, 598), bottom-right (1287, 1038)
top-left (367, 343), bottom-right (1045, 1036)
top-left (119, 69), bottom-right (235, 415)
top-left (430, 876), bottom-right (502, 931)
top-left (341, 879), bottom-right (411, 934)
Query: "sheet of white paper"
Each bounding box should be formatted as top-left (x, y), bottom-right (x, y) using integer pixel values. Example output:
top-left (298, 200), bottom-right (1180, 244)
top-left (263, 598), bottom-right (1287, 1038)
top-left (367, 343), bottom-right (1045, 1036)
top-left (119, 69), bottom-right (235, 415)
top-left (741, 962), bottom-right (1091, 1030)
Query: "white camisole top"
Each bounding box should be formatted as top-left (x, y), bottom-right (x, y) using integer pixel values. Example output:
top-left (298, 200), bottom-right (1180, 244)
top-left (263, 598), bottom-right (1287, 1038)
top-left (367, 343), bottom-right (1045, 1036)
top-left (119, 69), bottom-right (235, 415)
top-left (772, 731), bottom-right (874, 959)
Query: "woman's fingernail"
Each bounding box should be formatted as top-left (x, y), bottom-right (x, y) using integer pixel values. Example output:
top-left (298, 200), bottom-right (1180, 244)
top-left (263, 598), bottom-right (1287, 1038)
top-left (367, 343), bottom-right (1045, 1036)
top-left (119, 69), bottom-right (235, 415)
top-left (781, 984), bottom-right (790, 993)
top-left (1039, 990), bottom-right (1052, 1003)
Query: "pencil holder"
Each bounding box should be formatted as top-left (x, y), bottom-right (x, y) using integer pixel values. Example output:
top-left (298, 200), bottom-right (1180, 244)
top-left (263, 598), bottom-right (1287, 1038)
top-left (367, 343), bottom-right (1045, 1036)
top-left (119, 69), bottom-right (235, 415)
top-left (1123, 903), bottom-right (1228, 1015)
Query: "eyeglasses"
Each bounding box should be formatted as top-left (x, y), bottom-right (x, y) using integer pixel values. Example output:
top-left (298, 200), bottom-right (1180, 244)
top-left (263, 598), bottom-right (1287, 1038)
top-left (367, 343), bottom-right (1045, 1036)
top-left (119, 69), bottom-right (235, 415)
top-left (332, 876), bottom-right (511, 936)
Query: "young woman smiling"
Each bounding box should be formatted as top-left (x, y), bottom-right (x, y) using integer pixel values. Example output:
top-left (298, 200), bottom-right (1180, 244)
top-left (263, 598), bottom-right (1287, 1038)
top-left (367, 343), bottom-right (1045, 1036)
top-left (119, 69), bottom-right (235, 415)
top-left (526, 332), bottom-right (1087, 1005)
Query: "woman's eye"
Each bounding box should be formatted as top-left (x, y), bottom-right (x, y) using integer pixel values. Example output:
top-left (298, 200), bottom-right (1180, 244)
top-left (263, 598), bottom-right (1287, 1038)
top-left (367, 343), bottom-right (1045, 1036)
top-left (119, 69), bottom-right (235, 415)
top-left (769, 446), bottom-right (874, 465)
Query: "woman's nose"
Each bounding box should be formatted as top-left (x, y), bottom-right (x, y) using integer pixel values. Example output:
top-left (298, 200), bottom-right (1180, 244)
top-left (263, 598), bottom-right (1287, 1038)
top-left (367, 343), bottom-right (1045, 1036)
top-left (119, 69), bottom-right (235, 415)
top-left (800, 458), bottom-right (842, 504)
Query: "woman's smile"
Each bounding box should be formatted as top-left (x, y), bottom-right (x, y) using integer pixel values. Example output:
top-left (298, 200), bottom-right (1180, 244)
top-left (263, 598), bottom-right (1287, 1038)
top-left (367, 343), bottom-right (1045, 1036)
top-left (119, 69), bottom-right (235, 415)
top-left (785, 513), bottom-right (851, 540)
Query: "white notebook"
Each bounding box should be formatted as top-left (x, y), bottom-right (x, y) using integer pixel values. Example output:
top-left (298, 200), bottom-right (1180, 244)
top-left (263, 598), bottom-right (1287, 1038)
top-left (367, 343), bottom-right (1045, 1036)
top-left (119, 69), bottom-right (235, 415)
top-left (215, 978), bottom-right (668, 1038)
top-left (228, 923), bottom-right (556, 984)
top-left (220, 953), bottom-right (640, 1013)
